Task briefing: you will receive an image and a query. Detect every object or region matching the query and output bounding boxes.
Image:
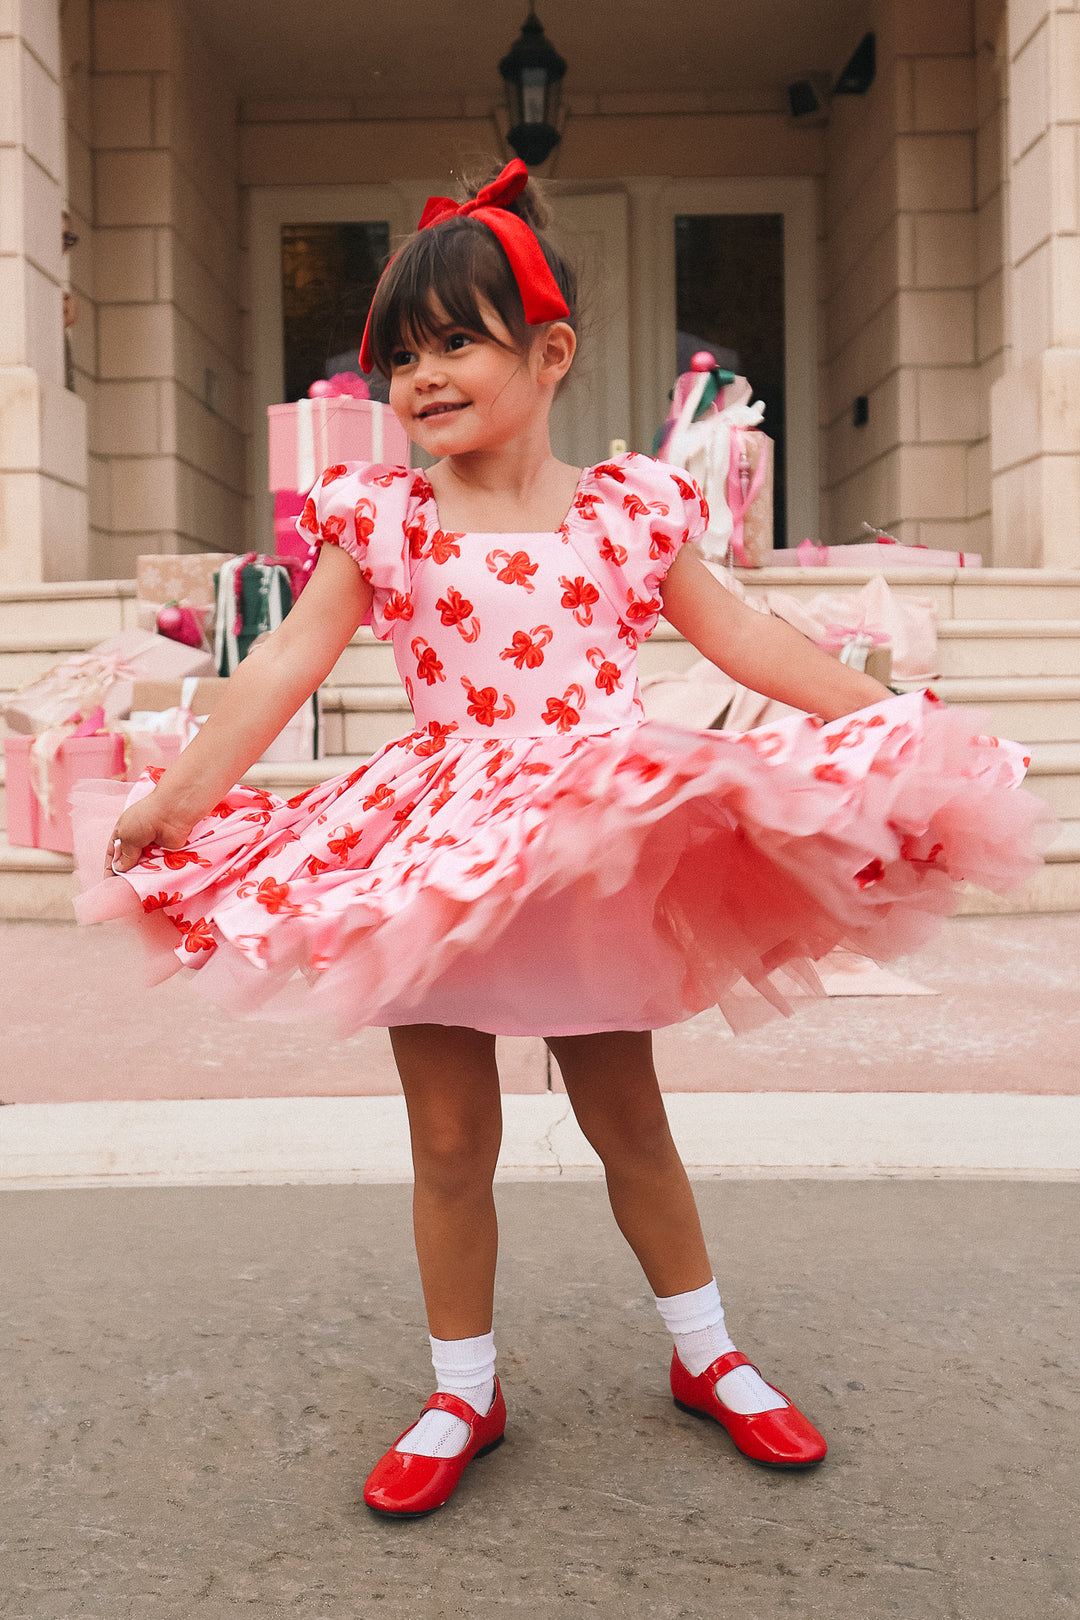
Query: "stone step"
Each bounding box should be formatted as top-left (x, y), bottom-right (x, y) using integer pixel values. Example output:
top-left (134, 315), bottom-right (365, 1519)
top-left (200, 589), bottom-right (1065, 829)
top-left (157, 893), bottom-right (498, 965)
top-left (740, 566), bottom-right (1080, 621)
top-left (0, 581), bottom-right (136, 639)
top-left (934, 621), bottom-right (1080, 679)
top-left (921, 678), bottom-right (1080, 742)
top-left (319, 685), bottom-right (411, 757)
top-left (1019, 741), bottom-right (1080, 818)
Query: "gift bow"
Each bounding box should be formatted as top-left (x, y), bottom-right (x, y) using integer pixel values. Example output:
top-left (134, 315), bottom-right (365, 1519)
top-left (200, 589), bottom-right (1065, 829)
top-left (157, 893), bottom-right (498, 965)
top-left (725, 422), bottom-right (769, 568)
top-left (9, 651), bottom-right (138, 734)
top-left (359, 158), bottom-right (569, 373)
top-left (28, 705), bottom-right (111, 818)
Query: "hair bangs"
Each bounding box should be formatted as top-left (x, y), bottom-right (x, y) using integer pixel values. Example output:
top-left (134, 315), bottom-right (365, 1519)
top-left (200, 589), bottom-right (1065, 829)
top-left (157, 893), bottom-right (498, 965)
top-left (366, 220), bottom-right (531, 377)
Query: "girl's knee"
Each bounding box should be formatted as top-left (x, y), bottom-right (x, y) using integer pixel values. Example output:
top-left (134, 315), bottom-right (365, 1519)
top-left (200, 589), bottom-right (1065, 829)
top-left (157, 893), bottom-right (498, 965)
top-left (410, 1116), bottom-right (500, 1196)
top-left (574, 1097), bottom-right (675, 1173)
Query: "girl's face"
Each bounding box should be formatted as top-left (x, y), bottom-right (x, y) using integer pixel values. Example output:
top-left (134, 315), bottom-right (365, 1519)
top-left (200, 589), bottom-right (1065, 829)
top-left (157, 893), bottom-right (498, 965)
top-left (387, 298), bottom-right (561, 457)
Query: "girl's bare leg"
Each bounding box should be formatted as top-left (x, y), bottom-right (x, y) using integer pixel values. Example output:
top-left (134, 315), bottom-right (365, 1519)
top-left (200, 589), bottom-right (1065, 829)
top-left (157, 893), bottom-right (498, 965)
top-left (389, 1024), bottom-right (503, 1340)
top-left (546, 1030), bottom-right (712, 1298)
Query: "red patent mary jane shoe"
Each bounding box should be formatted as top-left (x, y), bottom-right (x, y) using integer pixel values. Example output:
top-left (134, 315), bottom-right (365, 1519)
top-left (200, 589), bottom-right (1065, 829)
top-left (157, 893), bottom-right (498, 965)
top-left (671, 1350), bottom-right (827, 1469)
top-left (363, 1380), bottom-right (507, 1518)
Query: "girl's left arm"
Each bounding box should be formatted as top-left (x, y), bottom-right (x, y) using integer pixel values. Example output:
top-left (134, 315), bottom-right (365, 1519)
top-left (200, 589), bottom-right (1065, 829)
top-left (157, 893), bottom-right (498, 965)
top-left (109, 544), bottom-right (371, 872)
top-left (659, 546), bottom-right (891, 722)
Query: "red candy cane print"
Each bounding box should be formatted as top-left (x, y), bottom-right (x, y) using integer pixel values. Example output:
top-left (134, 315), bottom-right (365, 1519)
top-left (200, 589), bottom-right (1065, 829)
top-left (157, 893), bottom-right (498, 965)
top-left (436, 587), bottom-right (481, 641)
top-left (499, 625), bottom-right (553, 670)
top-left (411, 637), bottom-right (446, 685)
top-left (460, 678), bottom-right (515, 727)
top-left (486, 549), bottom-right (538, 592)
top-left (559, 576), bottom-right (600, 626)
top-left (622, 492), bottom-right (670, 520)
top-left (586, 648), bottom-right (622, 694)
top-left (353, 498), bottom-right (377, 544)
top-left (541, 684), bottom-right (585, 733)
top-left (430, 530), bottom-right (463, 564)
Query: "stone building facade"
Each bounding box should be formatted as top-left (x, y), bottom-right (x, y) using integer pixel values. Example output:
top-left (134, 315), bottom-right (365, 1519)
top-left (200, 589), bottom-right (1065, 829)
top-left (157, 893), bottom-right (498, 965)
top-left (1, 0), bottom-right (1078, 582)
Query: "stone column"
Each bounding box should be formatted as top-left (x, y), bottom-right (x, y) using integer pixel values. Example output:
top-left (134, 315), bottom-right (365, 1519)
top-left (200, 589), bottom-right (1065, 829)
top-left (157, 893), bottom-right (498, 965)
top-left (0, 0), bottom-right (89, 583)
top-left (822, 1), bottom-right (982, 552)
top-left (991, 0), bottom-right (1080, 566)
top-left (90, 0), bottom-right (244, 578)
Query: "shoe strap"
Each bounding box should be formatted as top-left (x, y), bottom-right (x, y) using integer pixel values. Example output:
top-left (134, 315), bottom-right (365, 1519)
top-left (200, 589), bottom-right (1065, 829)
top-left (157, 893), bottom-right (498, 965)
top-left (421, 1390), bottom-right (480, 1425)
top-left (702, 1349), bottom-right (754, 1382)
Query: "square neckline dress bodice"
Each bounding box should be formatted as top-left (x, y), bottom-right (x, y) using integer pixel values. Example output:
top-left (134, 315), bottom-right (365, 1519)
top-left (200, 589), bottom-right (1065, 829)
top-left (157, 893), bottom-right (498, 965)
top-left (72, 452), bottom-right (1047, 1038)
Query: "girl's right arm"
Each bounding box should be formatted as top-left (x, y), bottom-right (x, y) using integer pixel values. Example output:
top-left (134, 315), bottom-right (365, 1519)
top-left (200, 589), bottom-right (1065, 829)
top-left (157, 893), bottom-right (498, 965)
top-left (108, 544), bottom-right (373, 874)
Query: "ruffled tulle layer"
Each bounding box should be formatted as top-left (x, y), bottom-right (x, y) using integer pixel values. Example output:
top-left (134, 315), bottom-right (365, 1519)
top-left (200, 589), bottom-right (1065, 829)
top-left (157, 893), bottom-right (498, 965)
top-left (71, 692), bottom-right (1052, 1037)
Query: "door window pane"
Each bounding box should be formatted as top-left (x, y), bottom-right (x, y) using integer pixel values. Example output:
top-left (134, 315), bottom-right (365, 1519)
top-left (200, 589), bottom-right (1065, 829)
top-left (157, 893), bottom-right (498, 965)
top-left (675, 214), bottom-right (786, 546)
top-left (281, 222), bottom-right (390, 402)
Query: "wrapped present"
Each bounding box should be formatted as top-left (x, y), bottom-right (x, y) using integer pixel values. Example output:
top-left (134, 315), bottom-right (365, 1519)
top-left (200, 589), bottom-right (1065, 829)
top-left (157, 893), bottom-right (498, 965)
top-left (766, 575), bottom-right (936, 683)
top-left (4, 710), bottom-right (180, 855)
top-left (726, 427), bottom-right (773, 568)
top-left (136, 553), bottom-right (234, 640)
top-left (213, 555), bottom-right (293, 675)
top-left (131, 677), bottom-right (230, 716)
top-left (2, 629), bottom-right (214, 736)
top-left (273, 489), bottom-right (318, 598)
top-left (130, 675), bottom-right (321, 764)
top-left (5, 722), bottom-right (123, 854)
top-left (267, 397), bottom-right (409, 494)
top-left (662, 366), bottom-right (773, 566)
top-left (789, 536), bottom-right (983, 569)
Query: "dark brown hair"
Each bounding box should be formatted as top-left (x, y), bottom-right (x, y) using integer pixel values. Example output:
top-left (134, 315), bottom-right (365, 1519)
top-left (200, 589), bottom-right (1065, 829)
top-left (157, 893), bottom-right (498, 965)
top-left (364, 164), bottom-right (579, 377)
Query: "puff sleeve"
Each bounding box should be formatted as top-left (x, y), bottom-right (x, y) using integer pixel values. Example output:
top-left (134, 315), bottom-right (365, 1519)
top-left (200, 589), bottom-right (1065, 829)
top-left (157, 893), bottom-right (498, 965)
top-left (296, 462), bottom-right (416, 640)
top-left (573, 452), bottom-right (708, 642)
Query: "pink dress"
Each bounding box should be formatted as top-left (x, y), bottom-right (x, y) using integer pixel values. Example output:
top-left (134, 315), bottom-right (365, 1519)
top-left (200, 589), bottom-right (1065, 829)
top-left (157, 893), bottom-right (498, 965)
top-left (74, 453), bottom-right (1049, 1036)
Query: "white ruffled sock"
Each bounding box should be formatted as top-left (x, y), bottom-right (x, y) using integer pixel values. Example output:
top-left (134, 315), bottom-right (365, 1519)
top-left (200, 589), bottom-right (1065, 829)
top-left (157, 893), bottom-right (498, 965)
top-left (656, 1279), bottom-right (787, 1416)
top-left (394, 1332), bottom-right (497, 1459)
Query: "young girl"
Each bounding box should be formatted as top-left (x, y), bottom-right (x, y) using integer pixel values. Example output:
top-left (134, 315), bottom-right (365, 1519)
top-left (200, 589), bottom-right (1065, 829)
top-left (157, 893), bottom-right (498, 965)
top-left (79, 160), bottom-right (1044, 1519)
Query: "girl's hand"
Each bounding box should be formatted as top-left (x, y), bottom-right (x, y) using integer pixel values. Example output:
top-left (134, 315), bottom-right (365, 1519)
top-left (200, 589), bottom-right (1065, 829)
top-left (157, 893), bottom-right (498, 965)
top-left (105, 791), bottom-right (195, 878)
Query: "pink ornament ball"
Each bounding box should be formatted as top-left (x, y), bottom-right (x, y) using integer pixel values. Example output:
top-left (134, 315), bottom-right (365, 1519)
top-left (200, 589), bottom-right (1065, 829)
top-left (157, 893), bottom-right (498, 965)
top-left (690, 351), bottom-right (717, 373)
top-left (156, 602), bottom-right (203, 649)
top-left (307, 379), bottom-right (334, 398)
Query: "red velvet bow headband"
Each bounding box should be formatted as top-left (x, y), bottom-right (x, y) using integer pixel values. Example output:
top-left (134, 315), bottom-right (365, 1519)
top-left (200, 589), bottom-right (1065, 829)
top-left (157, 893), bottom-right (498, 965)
top-left (358, 158), bottom-right (569, 374)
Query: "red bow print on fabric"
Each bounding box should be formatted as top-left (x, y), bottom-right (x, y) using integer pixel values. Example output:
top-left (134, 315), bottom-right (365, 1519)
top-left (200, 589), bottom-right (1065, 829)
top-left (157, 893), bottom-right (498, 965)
top-left (359, 159), bottom-right (569, 373)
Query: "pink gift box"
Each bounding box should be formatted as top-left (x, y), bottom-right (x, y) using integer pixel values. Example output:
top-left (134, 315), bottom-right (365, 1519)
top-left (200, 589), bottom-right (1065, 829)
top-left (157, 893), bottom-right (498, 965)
top-left (4, 732), bottom-right (183, 855)
top-left (3, 629), bottom-right (214, 736)
top-left (5, 734), bottom-right (124, 854)
top-left (781, 539), bottom-right (983, 569)
top-left (267, 397), bottom-right (409, 493)
top-left (273, 489), bottom-right (318, 598)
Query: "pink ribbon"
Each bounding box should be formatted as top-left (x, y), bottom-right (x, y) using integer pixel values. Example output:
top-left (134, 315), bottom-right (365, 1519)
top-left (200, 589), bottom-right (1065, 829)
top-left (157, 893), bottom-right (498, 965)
top-left (725, 428), bottom-right (768, 567)
top-left (28, 705), bottom-right (113, 818)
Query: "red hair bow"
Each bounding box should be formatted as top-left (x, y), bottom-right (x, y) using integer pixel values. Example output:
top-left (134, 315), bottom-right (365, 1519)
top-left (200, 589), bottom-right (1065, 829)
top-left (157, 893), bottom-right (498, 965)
top-left (359, 159), bottom-right (569, 374)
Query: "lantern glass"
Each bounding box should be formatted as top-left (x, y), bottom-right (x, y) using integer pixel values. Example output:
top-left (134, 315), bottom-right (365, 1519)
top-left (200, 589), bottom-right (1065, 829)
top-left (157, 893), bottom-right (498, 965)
top-left (521, 66), bottom-right (547, 126)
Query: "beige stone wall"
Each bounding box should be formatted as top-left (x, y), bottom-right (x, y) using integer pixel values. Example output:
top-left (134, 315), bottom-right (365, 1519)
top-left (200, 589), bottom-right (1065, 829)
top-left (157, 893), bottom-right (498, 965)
top-left (86, 0), bottom-right (245, 577)
top-left (1, 0), bottom-right (89, 582)
top-left (990, 0), bottom-right (1080, 567)
top-left (237, 91), bottom-right (824, 188)
top-left (820, 0), bottom-right (999, 554)
top-left (8, 0), bottom-right (1077, 581)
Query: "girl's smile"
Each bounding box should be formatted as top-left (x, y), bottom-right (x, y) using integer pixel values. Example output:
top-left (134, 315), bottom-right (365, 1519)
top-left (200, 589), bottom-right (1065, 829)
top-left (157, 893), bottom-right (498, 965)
top-left (388, 301), bottom-right (547, 456)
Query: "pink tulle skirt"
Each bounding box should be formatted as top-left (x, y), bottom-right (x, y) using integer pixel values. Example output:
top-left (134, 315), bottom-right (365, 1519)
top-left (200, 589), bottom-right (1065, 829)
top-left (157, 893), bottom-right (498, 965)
top-left (71, 693), bottom-right (1052, 1037)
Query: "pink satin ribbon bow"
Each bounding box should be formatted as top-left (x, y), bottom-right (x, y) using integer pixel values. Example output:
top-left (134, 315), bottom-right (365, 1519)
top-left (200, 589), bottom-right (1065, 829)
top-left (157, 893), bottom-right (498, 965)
top-left (359, 159), bottom-right (569, 374)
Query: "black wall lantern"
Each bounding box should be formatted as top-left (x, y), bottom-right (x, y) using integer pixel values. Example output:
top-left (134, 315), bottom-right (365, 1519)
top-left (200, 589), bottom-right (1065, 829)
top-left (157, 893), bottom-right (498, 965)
top-left (499, 7), bottom-right (567, 168)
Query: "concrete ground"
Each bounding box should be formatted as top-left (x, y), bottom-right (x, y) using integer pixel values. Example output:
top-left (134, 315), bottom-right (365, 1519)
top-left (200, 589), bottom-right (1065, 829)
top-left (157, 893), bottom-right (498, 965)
top-left (3, 913), bottom-right (1080, 1102)
top-left (2, 1179), bottom-right (1078, 1620)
